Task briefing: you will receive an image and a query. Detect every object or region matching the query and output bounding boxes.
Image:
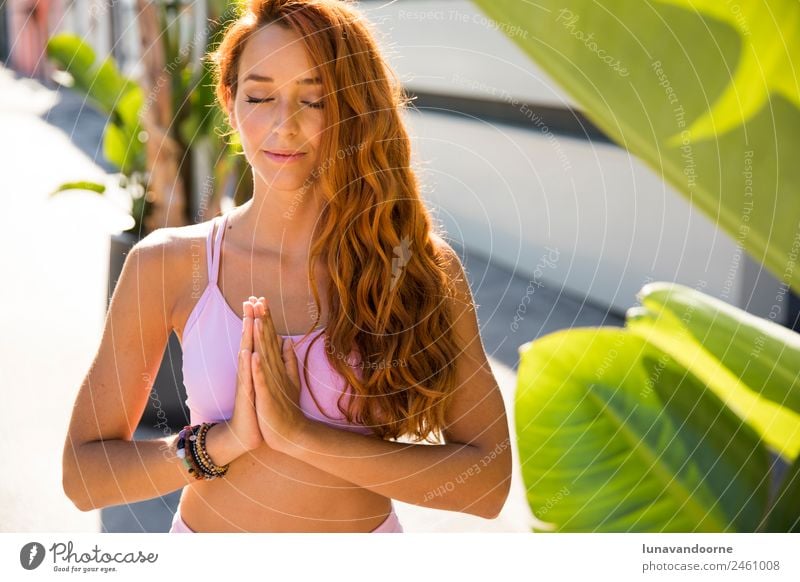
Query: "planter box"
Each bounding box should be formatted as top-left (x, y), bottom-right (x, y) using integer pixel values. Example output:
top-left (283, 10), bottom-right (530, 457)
top-left (107, 232), bottom-right (190, 432)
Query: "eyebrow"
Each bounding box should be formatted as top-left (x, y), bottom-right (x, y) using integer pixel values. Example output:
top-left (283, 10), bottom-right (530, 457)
top-left (242, 73), bottom-right (322, 85)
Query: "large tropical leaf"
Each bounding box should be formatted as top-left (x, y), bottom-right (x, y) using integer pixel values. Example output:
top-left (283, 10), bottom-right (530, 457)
top-left (637, 282), bottom-right (800, 414)
top-left (472, 0), bottom-right (800, 293)
top-left (516, 327), bottom-right (770, 531)
top-left (626, 285), bottom-right (800, 460)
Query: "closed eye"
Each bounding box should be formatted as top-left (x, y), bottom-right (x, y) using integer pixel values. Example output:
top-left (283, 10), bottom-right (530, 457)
top-left (245, 96), bottom-right (324, 109)
top-left (244, 96), bottom-right (274, 104)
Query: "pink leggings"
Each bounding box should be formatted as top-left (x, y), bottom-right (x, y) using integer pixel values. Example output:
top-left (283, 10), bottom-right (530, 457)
top-left (169, 504), bottom-right (404, 533)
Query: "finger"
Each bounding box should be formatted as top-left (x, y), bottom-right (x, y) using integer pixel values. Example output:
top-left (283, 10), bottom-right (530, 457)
top-left (251, 351), bottom-right (276, 416)
top-left (241, 301), bottom-right (254, 353)
top-left (252, 303), bottom-right (278, 364)
top-left (237, 350), bottom-right (258, 425)
top-left (283, 339), bottom-right (301, 388)
top-left (260, 301), bottom-right (284, 355)
top-left (253, 297), bottom-right (267, 315)
top-left (253, 316), bottom-right (267, 364)
top-left (250, 352), bottom-right (268, 413)
top-left (237, 349), bottom-right (254, 397)
top-left (254, 317), bottom-right (281, 387)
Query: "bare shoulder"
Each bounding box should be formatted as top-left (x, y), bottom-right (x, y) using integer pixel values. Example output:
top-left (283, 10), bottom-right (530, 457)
top-left (428, 232), bottom-right (473, 309)
top-left (135, 221), bottom-right (208, 253)
top-left (131, 221), bottom-right (212, 330)
top-left (131, 222), bottom-right (205, 278)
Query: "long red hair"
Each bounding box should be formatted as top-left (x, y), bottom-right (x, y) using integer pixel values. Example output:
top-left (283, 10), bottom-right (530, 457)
top-left (208, 0), bottom-right (461, 442)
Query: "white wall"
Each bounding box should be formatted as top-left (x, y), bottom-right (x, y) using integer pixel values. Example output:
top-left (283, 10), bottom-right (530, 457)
top-left (404, 109), bottom-right (742, 314)
top-left (361, 0), bottom-right (575, 108)
top-left (367, 0), bottom-right (754, 314)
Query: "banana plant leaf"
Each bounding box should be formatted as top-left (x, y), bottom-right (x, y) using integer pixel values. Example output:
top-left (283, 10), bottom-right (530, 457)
top-left (638, 282), bottom-right (800, 414)
top-left (472, 0), bottom-right (800, 294)
top-left (626, 282), bottom-right (800, 460)
top-left (516, 327), bottom-right (770, 531)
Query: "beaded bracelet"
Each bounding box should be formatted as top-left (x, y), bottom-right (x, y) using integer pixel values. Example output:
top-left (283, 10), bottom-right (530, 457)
top-left (194, 422), bottom-right (230, 477)
top-left (176, 423), bottom-right (230, 480)
top-left (176, 424), bottom-right (204, 480)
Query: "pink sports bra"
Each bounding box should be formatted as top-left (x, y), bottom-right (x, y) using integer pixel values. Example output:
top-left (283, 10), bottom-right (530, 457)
top-left (180, 213), bottom-right (372, 435)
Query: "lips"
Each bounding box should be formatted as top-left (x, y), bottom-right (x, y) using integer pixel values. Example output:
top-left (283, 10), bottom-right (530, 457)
top-left (263, 150), bottom-right (307, 163)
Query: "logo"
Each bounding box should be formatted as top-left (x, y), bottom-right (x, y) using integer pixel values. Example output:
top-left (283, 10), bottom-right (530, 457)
top-left (390, 235), bottom-right (413, 290)
top-left (20, 542), bottom-right (46, 570)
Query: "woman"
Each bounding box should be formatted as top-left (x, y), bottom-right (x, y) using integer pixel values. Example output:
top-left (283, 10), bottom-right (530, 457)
top-left (62, 0), bottom-right (511, 533)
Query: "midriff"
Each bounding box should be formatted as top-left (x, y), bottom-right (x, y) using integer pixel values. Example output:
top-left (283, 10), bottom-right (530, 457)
top-left (178, 445), bottom-right (393, 532)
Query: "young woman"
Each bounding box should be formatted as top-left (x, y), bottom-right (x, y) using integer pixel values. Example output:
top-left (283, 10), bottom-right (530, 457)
top-left (62, 0), bottom-right (511, 533)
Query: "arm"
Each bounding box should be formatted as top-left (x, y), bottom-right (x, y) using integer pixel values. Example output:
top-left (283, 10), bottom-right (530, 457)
top-left (280, 239), bottom-right (512, 519)
top-left (62, 231), bottom-right (247, 511)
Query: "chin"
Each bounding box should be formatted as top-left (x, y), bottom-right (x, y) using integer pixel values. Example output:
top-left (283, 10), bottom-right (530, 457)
top-left (254, 167), bottom-right (313, 191)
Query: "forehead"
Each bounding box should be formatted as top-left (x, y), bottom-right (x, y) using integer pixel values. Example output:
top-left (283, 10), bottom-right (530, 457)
top-left (238, 24), bottom-right (320, 85)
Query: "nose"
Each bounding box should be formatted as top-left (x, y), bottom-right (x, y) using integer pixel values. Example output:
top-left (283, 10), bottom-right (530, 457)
top-left (271, 98), bottom-right (300, 137)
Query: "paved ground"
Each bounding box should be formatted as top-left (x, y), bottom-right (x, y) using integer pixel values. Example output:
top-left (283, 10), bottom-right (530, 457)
top-left (0, 65), bottom-right (623, 533)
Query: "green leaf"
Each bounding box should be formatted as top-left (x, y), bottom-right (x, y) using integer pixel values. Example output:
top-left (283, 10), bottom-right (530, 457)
top-left (657, 0), bottom-right (800, 144)
top-left (641, 352), bottom-right (770, 531)
top-left (45, 33), bottom-right (133, 116)
top-left (49, 181), bottom-right (106, 196)
top-left (638, 282), bottom-right (800, 415)
top-left (113, 79), bottom-right (144, 131)
top-left (516, 327), bottom-right (769, 531)
top-left (472, 0), bottom-right (800, 294)
top-left (90, 57), bottom-right (131, 114)
top-left (45, 34), bottom-right (102, 109)
top-left (627, 304), bottom-right (800, 461)
top-left (103, 122), bottom-right (130, 173)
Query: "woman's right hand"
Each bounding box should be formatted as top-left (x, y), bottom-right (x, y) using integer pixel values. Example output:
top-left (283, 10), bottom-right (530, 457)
top-left (226, 298), bottom-right (265, 453)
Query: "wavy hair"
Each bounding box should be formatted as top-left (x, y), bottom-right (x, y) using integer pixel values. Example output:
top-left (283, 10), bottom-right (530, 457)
top-left (207, 0), bottom-right (462, 443)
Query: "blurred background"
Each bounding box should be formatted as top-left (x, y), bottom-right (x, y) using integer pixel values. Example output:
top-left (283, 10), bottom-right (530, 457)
top-left (1, 0), bottom-right (798, 533)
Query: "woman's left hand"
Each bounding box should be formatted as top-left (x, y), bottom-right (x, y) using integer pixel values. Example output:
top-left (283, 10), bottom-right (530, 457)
top-left (251, 297), bottom-right (308, 452)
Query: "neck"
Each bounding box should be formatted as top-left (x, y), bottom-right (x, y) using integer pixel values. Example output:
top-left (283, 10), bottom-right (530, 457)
top-left (234, 175), bottom-right (326, 262)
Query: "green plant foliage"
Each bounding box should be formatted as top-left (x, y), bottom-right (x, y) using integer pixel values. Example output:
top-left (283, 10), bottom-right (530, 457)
top-left (517, 327), bottom-right (771, 531)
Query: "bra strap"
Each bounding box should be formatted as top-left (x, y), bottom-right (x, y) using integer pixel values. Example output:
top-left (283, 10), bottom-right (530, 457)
top-left (208, 214), bottom-right (227, 285)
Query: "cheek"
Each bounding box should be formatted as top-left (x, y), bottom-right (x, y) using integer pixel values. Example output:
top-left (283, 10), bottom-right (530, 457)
top-left (301, 120), bottom-right (326, 163)
top-left (235, 108), bottom-right (269, 145)
top-left (306, 123), bottom-right (324, 151)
